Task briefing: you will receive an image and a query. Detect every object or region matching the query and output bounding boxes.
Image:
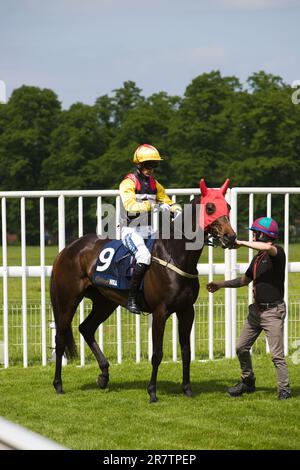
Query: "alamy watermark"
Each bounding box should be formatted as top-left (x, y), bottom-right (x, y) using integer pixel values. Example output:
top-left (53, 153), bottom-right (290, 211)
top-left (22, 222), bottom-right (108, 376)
top-left (291, 80), bottom-right (300, 105)
top-left (96, 203), bottom-right (205, 251)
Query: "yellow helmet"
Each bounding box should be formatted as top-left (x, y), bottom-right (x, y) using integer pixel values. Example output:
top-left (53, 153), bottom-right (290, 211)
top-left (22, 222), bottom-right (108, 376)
top-left (133, 144), bottom-right (163, 164)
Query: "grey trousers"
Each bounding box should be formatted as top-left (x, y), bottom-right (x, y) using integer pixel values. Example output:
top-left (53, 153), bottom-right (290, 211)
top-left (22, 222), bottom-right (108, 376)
top-left (236, 302), bottom-right (290, 392)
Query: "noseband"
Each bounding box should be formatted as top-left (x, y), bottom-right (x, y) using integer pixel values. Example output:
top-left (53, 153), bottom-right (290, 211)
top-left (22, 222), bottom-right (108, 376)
top-left (205, 216), bottom-right (233, 248)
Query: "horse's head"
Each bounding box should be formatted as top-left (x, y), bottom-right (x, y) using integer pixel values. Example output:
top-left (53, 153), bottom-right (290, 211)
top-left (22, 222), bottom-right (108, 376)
top-left (199, 178), bottom-right (236, 249)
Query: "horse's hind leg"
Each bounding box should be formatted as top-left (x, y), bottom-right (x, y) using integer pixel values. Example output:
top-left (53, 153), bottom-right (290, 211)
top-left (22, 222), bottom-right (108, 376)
top-left (79, 290), bottom-right (117, 390)
top-left (51, 272), bottom-right (83, 394)
top-left (177, 305), bottom-right (195, 397)
top-left (53, 300), bottom-right (80, 394)
top-left (147, 304), bottom-right (168, 403)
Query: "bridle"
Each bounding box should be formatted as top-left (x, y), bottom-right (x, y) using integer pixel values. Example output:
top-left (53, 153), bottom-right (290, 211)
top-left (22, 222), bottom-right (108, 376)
top-left (206, 215), bottom-right (232, 247)
top-left (170, 207), bottom-right (232, 248)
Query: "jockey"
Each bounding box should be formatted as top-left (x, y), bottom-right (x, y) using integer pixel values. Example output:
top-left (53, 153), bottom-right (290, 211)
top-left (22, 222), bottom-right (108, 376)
top-left (119, 144), bottom-right (182, 314)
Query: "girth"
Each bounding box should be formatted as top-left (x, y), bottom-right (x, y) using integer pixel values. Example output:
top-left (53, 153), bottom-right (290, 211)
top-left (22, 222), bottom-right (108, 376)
top-left (151, 256), bottom-right (198, 279)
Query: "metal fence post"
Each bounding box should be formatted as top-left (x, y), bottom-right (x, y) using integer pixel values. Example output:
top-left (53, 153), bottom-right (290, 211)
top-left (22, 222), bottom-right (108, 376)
top-left (58, 195), bottom-right (65, 252)
top-left (21, 197), bottom-right (28, 367)
top-left (225, 190), bottom-right (232, 358)
top-left (208, 244), bottom-right (214, 360)
top-left (230, 189), bottom-right (238, 358)
top-left (40, 197), bottom-right (47, 366)
top-left (1, 197), bottom-right (9, 367)
top-left (284, 193), bottom-right (289, 355)
top-left (78, 196), bottom-right (85, 366)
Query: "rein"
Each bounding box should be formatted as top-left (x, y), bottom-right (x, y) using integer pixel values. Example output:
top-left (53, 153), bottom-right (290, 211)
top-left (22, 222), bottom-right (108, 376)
top-left (151, 256), bottom-right (199, 279)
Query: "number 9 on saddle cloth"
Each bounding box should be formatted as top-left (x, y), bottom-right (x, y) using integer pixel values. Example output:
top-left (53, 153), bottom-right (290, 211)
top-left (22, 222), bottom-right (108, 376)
top-left (92, 238), bottom-right (155, 290)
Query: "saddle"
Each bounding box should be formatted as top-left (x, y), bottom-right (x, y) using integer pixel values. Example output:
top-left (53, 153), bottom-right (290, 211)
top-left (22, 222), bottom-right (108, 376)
top-left (92, 238), bottom-right (155, 290)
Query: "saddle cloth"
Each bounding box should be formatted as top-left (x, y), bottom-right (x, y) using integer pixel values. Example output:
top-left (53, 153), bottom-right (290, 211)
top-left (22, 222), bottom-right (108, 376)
top-left (92, 238), bottom-right (155, 290)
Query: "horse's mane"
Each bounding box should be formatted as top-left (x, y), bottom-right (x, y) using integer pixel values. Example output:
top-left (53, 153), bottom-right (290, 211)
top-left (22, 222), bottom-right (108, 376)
top-left (158, 194), bottom-right (202, 262)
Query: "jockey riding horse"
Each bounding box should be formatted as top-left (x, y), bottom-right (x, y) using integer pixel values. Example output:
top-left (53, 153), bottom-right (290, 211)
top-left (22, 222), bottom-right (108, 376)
top-left (119, 144), bottom-right (182, 314)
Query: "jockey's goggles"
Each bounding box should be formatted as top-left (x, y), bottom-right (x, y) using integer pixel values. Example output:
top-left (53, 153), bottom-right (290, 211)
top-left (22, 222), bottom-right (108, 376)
top-left (141, 161), bottom-right (159, 170)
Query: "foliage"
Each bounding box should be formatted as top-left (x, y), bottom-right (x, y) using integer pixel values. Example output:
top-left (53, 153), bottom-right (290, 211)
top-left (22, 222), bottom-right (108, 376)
top-left (0, 72), bottom-right (300, 242)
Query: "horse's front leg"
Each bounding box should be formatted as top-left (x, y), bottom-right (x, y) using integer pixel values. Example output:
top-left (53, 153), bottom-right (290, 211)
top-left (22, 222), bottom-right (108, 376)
top-left (177, 304), bottom-right (195, 397)
top-left (147, 305), bottom-right (168, 403)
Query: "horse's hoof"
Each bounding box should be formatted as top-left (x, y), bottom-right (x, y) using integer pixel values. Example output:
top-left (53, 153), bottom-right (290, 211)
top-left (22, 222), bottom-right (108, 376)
top-left (53, 381), bottom-right (64, 394)
top-left (183, 385), bottom-right (193, 397)
top-left (97, 374), bottom-right (109, 389)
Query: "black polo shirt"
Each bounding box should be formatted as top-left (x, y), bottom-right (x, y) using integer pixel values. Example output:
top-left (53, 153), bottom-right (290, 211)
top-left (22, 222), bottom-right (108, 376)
top-left (245, 245), bottom-right (285, 303)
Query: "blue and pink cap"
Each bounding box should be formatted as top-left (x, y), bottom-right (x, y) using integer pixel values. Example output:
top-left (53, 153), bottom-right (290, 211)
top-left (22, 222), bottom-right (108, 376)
top-left (249, 217), bottom-right (278, 239)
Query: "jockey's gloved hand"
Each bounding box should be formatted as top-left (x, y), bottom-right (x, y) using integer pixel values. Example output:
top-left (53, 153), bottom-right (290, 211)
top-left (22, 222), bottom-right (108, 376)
top-left (170, 203), bottom-right (182, 220)
top-left (158, 203), bottom-right (171, 212)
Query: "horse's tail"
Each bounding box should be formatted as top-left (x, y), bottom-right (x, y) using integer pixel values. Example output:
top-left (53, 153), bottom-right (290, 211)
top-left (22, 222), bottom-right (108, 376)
top-left (50, 270), bottom-right (77, 360)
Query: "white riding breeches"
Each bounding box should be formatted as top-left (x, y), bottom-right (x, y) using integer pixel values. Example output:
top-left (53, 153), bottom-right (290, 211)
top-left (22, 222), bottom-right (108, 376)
top-left (121, 227), bottom-right (152, 265)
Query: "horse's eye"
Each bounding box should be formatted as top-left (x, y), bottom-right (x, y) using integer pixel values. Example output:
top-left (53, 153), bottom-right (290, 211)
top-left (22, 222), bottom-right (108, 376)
top-left (227, 203), bottom-right (231, 212)
top-left (206, 203), bottom-right (216, 215)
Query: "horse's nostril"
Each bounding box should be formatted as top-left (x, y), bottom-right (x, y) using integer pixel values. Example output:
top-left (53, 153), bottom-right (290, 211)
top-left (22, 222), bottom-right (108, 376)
top-left (223, 233), bottom-right (236, 246)
top-left (225, 233), bottom-right (235, 240)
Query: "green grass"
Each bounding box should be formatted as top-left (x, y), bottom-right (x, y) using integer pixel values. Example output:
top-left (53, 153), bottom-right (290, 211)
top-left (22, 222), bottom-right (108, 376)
top-left (0, 357), bottom-right (300, 450)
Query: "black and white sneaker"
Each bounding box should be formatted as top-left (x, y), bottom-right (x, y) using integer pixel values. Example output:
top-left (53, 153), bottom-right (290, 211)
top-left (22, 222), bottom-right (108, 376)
top-left (278, 389), bottom-right (292, 400)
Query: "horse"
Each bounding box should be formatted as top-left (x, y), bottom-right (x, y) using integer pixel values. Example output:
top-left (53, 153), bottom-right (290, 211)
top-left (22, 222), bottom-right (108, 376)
top-left (50, 178), bottom-right (236, 402)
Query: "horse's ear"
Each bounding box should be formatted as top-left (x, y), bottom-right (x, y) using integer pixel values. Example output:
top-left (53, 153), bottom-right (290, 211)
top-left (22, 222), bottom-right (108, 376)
top-left (200, 179), bottom-right (208, 197)
top-left (220, 179), bottom-right (230, 195)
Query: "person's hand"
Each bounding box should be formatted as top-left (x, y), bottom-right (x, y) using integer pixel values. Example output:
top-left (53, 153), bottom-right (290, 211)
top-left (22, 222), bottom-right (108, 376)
top-left (206, 282), bottom-right (221, 293)
top-left (232, 239), bottom-right (243, 249)
top-left (158, 203), bottom-right (171, 212)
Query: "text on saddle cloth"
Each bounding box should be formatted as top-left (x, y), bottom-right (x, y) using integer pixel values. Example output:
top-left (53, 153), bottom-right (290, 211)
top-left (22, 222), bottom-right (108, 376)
top-left (92, 238), bottom-right (155, 290)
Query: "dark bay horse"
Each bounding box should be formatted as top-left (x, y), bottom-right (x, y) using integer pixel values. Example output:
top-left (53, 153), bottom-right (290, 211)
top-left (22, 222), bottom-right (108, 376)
top-left (50, 178), bottom-right (236, 402)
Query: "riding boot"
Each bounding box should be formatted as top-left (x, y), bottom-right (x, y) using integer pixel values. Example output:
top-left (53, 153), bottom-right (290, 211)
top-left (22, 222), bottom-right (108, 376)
top-left (126, 262), bottom-right (148, 314)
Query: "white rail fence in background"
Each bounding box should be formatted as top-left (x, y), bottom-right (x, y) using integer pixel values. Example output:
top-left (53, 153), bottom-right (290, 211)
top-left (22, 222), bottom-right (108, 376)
top-left (1, 187), bottom-right (300, 368)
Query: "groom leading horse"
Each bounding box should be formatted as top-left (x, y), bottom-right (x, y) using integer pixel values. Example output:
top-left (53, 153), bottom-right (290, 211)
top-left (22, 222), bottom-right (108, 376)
top-left (51, 144), bottom-right (236, 402)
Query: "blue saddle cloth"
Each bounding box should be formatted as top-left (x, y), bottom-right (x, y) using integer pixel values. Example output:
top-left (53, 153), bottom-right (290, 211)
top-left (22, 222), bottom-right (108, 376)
top-left (92, 238), bottom-right (155, 290)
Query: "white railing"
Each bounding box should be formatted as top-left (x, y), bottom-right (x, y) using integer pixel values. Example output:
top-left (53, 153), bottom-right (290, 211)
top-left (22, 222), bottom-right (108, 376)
top-left (1, 187), bottom-right (300, 368)
top-left (1, 297), bottom-right (300, 366)
top-left (0, 416), bottom-right (66, 450)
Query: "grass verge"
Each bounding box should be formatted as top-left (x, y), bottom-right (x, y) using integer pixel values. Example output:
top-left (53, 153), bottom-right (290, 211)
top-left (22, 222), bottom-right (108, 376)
top-left (0, 356), bottom-right (299, 450)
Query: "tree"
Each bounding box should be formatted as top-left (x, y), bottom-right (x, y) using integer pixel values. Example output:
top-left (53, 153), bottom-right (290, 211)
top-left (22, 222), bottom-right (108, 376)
top-left (110, 80), bottom-right (145, 128)
top-left (0, 86), bottom-right (61, 242)
top-left (0, 86), bottom-right (61, 190)
top-left (41, 102), bottom-right (112, 240)
top-left (89, 91), bottom-right (179, 190)
top-left (226, 72), bottom-right (300, 188)
top-left (168, 71), bottom-right (242, 187)
top-left (1, 72), bottom-right (300, 244)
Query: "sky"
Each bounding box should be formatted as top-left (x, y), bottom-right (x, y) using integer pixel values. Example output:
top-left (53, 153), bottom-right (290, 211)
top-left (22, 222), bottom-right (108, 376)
top-left (0, 0), bottom-right (299, 108)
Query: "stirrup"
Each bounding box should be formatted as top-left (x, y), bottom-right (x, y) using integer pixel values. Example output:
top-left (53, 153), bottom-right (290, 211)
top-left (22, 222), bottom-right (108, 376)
top-left (126, 297), bottom-right (141, 315)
